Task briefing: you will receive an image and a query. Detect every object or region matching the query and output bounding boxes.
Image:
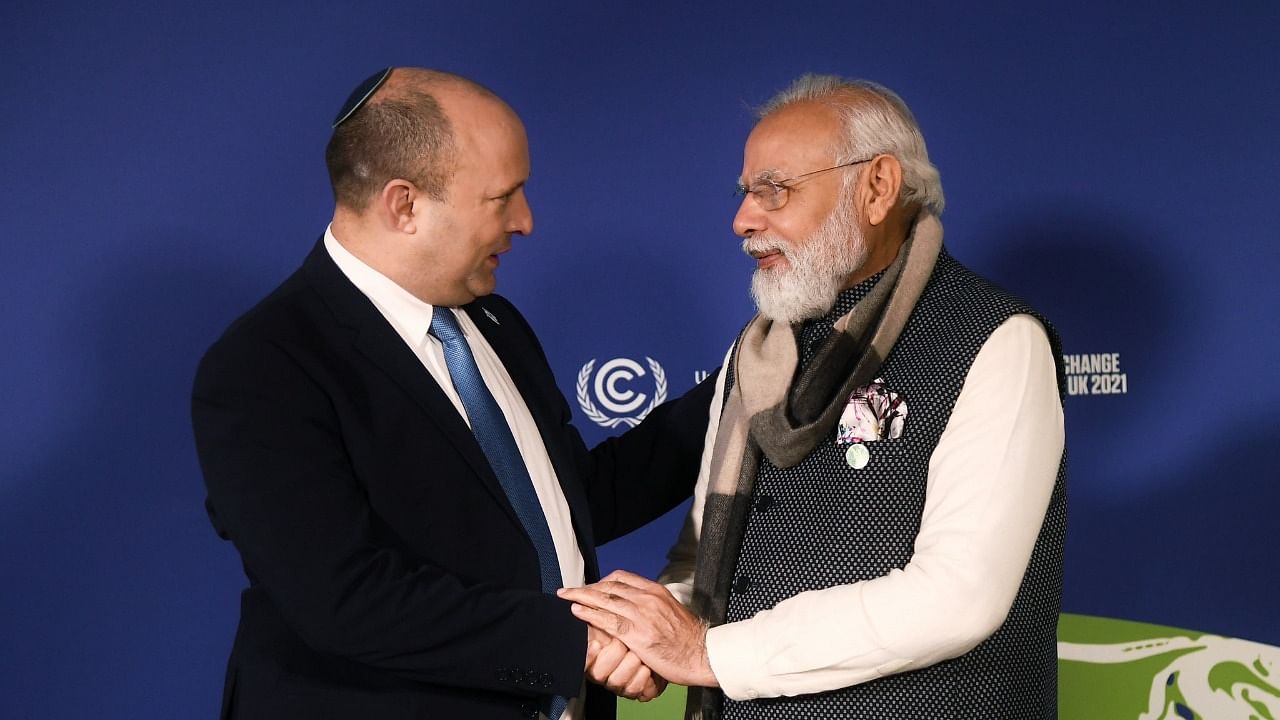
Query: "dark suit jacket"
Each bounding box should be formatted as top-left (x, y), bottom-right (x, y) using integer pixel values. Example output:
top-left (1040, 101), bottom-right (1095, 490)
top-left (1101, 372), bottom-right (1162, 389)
top-left (192, 240), bottom-right (713, 719)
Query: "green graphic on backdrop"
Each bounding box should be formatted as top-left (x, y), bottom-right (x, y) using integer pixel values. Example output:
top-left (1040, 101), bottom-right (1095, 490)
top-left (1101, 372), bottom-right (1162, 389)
top-left (1058, 613), bottom-right (1279, 719)
top-left (617, 684), bottom-right (686, 720)
top-left (615, 614), bottom-right (1280, 719)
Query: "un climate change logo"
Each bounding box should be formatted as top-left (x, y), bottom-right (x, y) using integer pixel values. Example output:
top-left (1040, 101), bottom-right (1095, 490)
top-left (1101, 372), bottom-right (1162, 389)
top-left (577, 357), bottom-right (667, 429)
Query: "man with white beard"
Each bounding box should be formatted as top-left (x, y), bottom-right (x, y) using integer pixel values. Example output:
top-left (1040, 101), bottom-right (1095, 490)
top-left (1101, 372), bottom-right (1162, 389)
top-left (560, 75), bottom-right (1069, 719)
top-left (744, 174), bottom-right (865, 325)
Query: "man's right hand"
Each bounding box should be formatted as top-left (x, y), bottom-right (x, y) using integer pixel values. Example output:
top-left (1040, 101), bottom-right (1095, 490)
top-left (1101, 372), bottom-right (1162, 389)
top-left (585, 625), bottom-right (667, 702)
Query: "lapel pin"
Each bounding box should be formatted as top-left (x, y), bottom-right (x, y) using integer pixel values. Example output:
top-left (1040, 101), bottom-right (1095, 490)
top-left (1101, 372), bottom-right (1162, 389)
top-left (845, 443), bottom-right (870, 470)
top-left (483, 308), bottom-right (500, 325)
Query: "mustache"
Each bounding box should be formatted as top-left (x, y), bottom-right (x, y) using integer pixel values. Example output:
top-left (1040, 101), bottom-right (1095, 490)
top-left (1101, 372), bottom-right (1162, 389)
top-left (742, 234), bottom-right (790, 257)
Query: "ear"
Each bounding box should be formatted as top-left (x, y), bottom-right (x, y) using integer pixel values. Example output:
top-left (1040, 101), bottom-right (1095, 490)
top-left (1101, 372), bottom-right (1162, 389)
top-left (860, 155), bottom-right (903, 227)
top-left (377, 178), bottom-right (419, 234)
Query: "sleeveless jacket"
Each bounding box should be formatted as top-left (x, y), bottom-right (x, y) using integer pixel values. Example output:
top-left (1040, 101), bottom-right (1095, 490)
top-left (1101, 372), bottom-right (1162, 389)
top-left (715, 251), bottom-right (1067, 720)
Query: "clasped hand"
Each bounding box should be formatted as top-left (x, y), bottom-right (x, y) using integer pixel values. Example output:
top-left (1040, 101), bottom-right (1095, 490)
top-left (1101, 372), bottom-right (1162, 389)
top-left (560, 570), bottom-right (717, 701)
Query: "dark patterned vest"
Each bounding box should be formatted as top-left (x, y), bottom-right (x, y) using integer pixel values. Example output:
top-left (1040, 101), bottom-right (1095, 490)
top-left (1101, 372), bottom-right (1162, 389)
top-left (716, 250), bottom-right (1067, 720)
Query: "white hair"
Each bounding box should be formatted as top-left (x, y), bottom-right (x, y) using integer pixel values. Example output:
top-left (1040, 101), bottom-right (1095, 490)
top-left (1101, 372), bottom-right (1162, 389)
top-left (758, 74), bottom-right (945, 216)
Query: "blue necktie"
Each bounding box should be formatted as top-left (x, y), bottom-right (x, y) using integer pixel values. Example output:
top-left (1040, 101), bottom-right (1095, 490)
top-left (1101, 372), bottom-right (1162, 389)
top-left (430, 309), bottom-right (567, 719)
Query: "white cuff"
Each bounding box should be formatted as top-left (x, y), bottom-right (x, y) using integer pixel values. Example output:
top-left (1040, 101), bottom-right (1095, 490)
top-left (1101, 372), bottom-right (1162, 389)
top-left (705, 621), bottom-right (767, 701)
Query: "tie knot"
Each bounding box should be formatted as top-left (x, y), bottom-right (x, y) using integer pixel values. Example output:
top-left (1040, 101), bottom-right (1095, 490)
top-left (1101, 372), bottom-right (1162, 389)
top-left (430, 308), bottom-right (464, 345)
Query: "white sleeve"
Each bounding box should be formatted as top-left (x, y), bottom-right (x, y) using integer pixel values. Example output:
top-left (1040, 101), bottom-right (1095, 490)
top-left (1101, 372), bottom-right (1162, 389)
top-left (704, 314), bottom-right (1064, 700)
top-left (659, 343), bottom-right (734, 606)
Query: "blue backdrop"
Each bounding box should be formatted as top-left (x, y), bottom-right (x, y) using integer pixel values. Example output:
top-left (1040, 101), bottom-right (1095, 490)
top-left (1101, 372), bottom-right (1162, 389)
top-left (2, 2), bottom-right (1277, 717)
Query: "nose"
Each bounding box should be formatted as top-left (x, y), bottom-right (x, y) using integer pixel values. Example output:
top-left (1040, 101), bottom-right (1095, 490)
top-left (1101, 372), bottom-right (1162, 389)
top-left (508, 189), bottom-right (533, 236)
top-left (732, 193), bottom-right (766, 239)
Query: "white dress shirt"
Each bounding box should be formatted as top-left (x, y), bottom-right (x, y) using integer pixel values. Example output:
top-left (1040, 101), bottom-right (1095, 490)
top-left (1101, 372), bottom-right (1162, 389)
top-left (325, 228), bottom-right (586, 718)
top-left (660, 314), bottom-right (1064, 701)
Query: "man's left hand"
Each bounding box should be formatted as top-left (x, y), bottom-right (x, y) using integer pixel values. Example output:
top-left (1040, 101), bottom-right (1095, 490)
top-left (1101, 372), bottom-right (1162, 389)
top-left (557, 570), bottom-right (718, 688)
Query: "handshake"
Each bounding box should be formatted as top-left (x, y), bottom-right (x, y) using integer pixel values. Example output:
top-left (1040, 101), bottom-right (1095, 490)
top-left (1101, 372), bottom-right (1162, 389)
top-left (557, 569), bottom-right (718, 702)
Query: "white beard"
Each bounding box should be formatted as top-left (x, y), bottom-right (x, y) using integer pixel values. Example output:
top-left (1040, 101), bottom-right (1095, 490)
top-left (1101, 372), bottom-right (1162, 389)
top-left (744, 192), bottom-right (868, 324)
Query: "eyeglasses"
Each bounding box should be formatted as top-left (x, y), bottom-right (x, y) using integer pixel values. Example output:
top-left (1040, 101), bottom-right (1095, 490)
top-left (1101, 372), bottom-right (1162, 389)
top-left (734, 156), bottom-right (876, 211)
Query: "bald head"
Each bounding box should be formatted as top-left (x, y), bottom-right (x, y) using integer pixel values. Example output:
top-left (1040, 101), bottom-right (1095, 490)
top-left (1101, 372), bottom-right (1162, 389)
top-left (324, 67), bottom-right (508, 211)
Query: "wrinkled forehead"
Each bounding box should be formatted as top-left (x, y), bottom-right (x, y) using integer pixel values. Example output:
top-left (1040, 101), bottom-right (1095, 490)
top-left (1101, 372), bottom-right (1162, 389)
top-left (740, 101), bottom-right (843, 183)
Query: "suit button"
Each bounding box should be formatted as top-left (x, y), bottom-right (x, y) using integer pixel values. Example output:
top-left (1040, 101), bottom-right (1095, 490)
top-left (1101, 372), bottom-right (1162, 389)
top-left (526, 670), bottom-right (540, 686)
top-left (496, 667), bottom-right (508, 682)
top-left (541, 672), bottom-right (552, 688)
top-left (520, 701), bottom-right (539, 718)
top-left (732, 575), bottom-right (751, 593)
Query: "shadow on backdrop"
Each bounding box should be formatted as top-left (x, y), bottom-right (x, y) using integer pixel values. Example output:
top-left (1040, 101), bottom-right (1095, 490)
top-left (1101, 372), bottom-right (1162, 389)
top-left (979, 204), bottom-right (1279, 644)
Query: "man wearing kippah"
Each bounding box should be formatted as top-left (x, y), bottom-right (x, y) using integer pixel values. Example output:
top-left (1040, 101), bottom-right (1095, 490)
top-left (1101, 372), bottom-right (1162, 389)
top-left (191, 67), bottom-right (712, 719)
top-left (560, 75), bottom-right (1067, 719)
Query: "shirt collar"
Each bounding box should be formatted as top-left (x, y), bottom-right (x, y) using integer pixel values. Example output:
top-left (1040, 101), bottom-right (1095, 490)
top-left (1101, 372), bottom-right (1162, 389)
top-left (323, 224), bottom-right (462, 346)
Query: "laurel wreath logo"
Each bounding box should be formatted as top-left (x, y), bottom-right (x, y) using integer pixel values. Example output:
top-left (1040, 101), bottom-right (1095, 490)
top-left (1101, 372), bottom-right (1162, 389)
top-left (576, 357), bottom-right (668, 429)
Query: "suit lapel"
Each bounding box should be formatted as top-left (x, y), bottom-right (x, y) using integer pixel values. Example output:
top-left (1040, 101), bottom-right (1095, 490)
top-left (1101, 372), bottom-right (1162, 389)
top-left (464, 299), bottom-right (599, 561)
top-left (300, 240), bottom-right (523, 529)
